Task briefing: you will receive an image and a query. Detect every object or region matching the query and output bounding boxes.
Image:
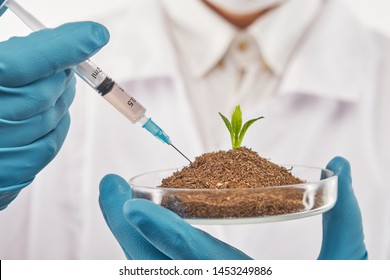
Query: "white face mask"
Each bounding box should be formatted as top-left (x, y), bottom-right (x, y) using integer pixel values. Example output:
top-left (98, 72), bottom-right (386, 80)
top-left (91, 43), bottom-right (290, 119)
top-left (206, 0), bottom-right (287, 14)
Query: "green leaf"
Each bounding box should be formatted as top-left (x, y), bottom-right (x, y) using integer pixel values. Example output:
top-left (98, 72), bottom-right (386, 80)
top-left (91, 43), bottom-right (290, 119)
top-left (231, 106), bottom-right (242, 149)
top-left (220, 105), bottom-right (264, 150)
top-left (219, 112), bottom-right (232, 133)
top-left (231, 105), bottom-right (242, 135)
top-left (237, 116), bottom-right (264, 147)
top-left (219, 112), bottom-right (234, 146)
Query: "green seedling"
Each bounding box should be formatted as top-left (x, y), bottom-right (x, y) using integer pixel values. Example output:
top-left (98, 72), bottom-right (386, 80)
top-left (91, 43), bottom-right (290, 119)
top-left (219, 105), bottom-right (264, 150)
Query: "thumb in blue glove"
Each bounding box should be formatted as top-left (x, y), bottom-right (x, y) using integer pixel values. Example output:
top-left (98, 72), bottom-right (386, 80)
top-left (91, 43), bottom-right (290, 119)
top-left (99, 174), bottom-right (252, 260)
top-left (318, 156), bottom-right (368, 259)
top-left (0, 21), bottom-right (110, 210)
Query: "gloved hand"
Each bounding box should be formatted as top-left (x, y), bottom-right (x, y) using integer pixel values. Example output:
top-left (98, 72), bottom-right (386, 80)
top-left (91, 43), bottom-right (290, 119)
top-left (0, 21), bottom-right (110, 210)
top-left (318, 156), bottom-right (368, 259)
top-left (0, 0), bottom-right (6, 16)
top-left (99, 157), bottom-right (367, 260)
top-left (99, 175), bottom-right (251, 260)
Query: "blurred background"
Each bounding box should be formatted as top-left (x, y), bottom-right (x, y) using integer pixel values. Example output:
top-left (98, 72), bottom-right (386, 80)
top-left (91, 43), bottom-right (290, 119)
top-left (1, 0), bottom-right (390, 41)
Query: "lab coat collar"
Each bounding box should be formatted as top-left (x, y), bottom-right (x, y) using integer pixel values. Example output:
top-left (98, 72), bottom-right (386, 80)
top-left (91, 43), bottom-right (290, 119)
top-left (278, 0), bottom-right (378, 102)
top-left (161, 0), bottom-right (236, 78)
top-left (249, 0), bottom-right (323, 76)
top-left (161, 0), bottom-right (322, 78)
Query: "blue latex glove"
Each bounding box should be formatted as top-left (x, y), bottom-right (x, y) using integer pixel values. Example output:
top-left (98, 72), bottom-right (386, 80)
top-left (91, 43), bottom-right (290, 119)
top-left (99, 175), bottom-right (251, 260)
top-left (99, 157), bottom-right (367, 260)
top-left (0, 21), bottom-right (110, 210)
top-left (318, 157), bottom-right (368, 259)
top-left (0, 0), bottom-right (6, 16)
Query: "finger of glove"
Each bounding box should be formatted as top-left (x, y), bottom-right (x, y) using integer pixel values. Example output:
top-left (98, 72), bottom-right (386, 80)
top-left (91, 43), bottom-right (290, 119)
top-left (0, 5), bottom-right (6, 16)
top-left (0, 188), bottom-right (22, 210)
top-left (0, 21), bottom-right (109, 87)
top-left (0, 69), bottom-right (75, 120)
top-left (0, 178), bottom-right (33, 210)
top-left (124, 199), bottom-right (252, 260)
top-left (0, 112), bottom-right (70, 188)
top-left (318, 156), bottom-right (367, 260)
top-left (0, 76), bottom-right (75, 147)
top-left (99, 174), bottom-right (169, 260)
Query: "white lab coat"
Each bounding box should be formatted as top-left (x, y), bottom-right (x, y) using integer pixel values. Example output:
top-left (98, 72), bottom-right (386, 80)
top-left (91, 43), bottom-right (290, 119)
top-left (0, 0), bottom-right (389, 259)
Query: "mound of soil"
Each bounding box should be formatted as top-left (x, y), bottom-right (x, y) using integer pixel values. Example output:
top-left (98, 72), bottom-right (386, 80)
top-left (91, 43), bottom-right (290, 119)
top-left (159, 147), bottom-right (308, 219)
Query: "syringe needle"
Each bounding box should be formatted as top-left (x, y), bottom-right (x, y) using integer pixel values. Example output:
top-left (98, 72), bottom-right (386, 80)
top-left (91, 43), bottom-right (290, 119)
top-left (170, 143), bottom-right (192, 164)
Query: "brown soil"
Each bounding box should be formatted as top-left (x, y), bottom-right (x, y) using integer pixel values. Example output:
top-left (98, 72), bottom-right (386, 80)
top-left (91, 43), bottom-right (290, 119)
top-left (158, 147), bottom-right (308, 219)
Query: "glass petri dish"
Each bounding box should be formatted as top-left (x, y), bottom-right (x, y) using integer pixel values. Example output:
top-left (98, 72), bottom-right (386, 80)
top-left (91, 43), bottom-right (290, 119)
top-left (130, 165), bottom-right (337, 225)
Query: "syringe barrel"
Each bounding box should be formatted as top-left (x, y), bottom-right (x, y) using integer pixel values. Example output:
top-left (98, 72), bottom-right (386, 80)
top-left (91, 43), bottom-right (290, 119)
top-left (103, 83), bottom-right (146, 124)
top-left (73, 60), bottom-right (147, 124)
top-left (72, 60), bottom-right (111, 93)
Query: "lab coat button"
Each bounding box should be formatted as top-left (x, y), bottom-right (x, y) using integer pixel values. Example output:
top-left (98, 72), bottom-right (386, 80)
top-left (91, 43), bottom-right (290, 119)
top-left (238, 41), bottom-right (249, 52)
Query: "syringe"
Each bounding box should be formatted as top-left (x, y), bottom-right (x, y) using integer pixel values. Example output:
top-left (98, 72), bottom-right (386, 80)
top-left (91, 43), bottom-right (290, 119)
top-left (0, 0), bottom-right (191, 164)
